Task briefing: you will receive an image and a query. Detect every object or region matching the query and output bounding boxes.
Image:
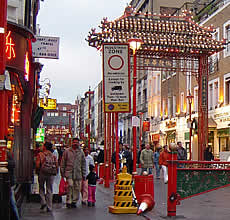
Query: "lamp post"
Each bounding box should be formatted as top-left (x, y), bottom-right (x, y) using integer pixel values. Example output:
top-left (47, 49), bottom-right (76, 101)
top-left (138, 112), bottom-right (143, 149)
top-left (187, 93), bottom-right (193, 160)
top-left (85, 87), bottom-right (94, 151)
top-left (128, 38), bottom-right (143, 173)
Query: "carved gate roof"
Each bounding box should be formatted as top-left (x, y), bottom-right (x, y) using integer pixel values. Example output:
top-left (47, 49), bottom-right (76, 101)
top-left (86, 8), bottom-right (225, 56)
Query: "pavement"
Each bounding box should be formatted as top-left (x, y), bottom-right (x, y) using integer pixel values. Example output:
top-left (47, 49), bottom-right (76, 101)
top-left (21, 169), bottom-right (230, 220)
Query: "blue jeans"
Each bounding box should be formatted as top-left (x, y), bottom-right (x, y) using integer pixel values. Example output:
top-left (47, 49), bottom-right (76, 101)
top-left (141, 168), bottom-right (152, 175)
top-left (10, 187), bottom-right (20, 220)
top-left (154, 162), bottom-right (161, 178)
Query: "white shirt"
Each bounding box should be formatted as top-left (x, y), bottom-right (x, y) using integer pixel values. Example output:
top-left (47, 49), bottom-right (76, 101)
top-left (85, 154), bottom-right (94, 176)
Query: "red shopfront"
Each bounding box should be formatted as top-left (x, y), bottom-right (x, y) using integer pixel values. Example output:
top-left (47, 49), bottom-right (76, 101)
top-left (4, 22), bottom-right (38, 183)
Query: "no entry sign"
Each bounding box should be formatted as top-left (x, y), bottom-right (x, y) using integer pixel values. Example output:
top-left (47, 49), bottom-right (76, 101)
top-left (103, 43), bottom-right (130, 113)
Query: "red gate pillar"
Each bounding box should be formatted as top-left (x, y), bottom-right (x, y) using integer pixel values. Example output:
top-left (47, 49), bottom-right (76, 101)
top-left (0, 0), bottom-right (8, 163)
top-left (198, 54), bottom-right (209, 160)
top-left (167, 152), bottom-right (178, 217)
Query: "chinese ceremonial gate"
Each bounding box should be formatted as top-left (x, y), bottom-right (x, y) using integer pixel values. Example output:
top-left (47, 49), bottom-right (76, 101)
top-left (87, 6), bottom-right (225, 161)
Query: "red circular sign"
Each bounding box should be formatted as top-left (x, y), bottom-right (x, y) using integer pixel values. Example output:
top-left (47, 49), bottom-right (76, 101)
top-left (108, 55), bottom-right (124, 70)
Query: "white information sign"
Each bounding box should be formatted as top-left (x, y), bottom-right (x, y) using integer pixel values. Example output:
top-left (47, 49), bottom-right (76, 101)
top-left (32, 36), bottom-right (59, 59)
top-left (103, 43), bottom-right (130, 112)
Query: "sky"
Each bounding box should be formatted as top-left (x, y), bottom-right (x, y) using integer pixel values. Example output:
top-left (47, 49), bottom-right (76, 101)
top-left (37, 0), bottom-right (130, 104)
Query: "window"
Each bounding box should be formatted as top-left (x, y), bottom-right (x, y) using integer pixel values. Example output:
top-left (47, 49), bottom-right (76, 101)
top-left (47, 112), bottom-right (51, 117)
top-left (173, 95), bottom-right (176, 116)
top-left (168, 97), bottom-right (171, 116)
top-left (63, 107), bottom-right (67, 111)
top-left (224, 73), bottom-right (230, 105)
top-left (63, 113), bottom-right (67, 116)
top-left (224, 21), bottom-right (230, 57)
top-left (180, 92), bottom-right (184, 112)
top-left (50, 112), bottom-right (55, 117)
top-left (194, 87), bottom-right (198, 112)
top-left (162, 99), bottom-right (166, 117)
top-left (55, 112), bottom-right (58, 116)
top-left (209, 84), bottom-right (213, 110)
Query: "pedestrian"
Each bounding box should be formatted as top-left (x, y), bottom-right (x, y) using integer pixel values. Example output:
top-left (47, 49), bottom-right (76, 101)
top-left (140, 143), bottom-right (154, 175)
top-left (81, 147), bottom-right (94, 205)
top-left (60, 137), bottom-right (86, 208)
top-left (52, 145), bottom-right (59, 161)
top-left (87, 164), bottom-right (99, 207)
top-left (7, 149), bottom-right (20, 220)
top-left (153, 146), bottom-right (162, 179)
top-left (177, 141), bottom-right (187, 168)
top-left (112, 142), bottom-right (125, 171)
top-left (137, 144), bottom-right (145, 168)
top-left (159, 145), bottom-right (169, 184)
top-left (204, 146), bottom-right (214, 161)
top-left (36, 141), bottom-right (58, 212)
top-left (97, 141), bottom-right (104, 164)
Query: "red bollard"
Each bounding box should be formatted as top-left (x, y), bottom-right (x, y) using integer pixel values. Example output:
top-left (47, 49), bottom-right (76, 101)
top-left (95, 162), bottom-right (98, 176)
top-left (134, 174), bottom-right (154, 205)
top-left (104, 163), bottom-right (110, 188)
top-left (99, 163), bottom-right (104, 184)
top-left (167, 152), bottom-right (178, 217)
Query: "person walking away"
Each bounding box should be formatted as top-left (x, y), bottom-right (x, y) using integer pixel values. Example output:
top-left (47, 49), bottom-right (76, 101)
top-left (153, 146), bottom-right (161, 179)
top-left (177, 141), bottom-right (187, 168)
top-left (87, 164), bottom-right (99, 207)
top-left (159, 145), bottom-right (169, 184)
top-left (140, 144), bottom-right (154, 175)
top-left (7, 149), bottom-right (20, 220)
top-left (60, 137), bottom-right (86, 208)
top-left (81, 147), bottom-right (94, 205)
top-left (36, 142), bottom-right (58, 212)
top-left (204, 146), bottom-right (214, 161)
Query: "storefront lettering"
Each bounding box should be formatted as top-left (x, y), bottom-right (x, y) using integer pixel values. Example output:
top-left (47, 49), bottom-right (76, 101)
top-left (5, 31), bottom-right (16, 60)
top-left (166, 120), bottom-right (176, 128)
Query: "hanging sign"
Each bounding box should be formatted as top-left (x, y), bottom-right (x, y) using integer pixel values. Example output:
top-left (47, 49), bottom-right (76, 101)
top-left (103, 43), bottom-right (130, 113)
top-left (143, 121), bottom-right (150, 131)
top-left (32, 36), bottom-right (59, 59)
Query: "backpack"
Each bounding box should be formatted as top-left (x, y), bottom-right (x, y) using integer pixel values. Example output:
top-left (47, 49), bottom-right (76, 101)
top-left (41, 152), bottom-right (57, 175)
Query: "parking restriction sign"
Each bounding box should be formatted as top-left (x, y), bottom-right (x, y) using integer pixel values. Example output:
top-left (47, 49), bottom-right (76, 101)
top-left (103, 43), bottom-right (130, 113)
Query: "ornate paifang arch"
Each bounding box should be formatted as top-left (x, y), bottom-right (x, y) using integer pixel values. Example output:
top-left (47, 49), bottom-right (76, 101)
top-left (86, 6), bottom-right (225, 160)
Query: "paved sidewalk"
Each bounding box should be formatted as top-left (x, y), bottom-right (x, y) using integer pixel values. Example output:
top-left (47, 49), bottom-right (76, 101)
top-left (22, 171), bottom-right (230, 220)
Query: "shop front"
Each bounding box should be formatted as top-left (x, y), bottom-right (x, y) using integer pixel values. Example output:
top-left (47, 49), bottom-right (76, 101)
top-left (3, 22), bottom-right (41, 188)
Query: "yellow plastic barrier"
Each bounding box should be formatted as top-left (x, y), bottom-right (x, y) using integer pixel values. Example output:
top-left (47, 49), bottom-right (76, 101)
top-left (109, 166), bottom-right (137, 214)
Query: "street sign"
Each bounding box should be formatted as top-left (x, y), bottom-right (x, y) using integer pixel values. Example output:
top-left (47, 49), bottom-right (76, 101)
top-left (39, 98), bottom-right (57, 109)
top-left (35, 128), bottom-right (45, 142)
top-left (32, 36), bottom-right (59, 59)
top-left (103, 43), bottom-right (130, 113)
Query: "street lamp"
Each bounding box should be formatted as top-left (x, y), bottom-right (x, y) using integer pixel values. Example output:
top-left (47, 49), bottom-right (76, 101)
top-left (85, 86), bottom-right (94, 151)
top-left (187, 93), bottom-right (193, 160)
top-left (128, 38), bottom-right (143, 173)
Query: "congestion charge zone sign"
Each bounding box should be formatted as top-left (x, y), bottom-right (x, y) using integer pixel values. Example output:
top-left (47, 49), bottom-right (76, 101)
top-left (103, 43), bottom-right (130, 113)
